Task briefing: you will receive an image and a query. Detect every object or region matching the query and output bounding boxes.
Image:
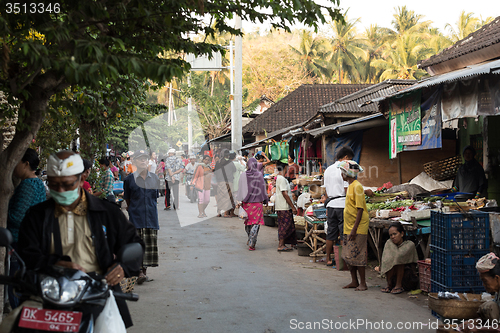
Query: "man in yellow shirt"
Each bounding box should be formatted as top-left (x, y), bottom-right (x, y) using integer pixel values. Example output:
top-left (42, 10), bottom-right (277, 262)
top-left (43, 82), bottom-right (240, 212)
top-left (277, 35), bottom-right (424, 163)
top-left (337, 160), bottom-right (369, 291)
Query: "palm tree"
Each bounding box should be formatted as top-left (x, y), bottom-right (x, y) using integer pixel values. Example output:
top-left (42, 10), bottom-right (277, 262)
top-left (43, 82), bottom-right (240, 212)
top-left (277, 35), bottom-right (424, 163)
top-left (357, 25), bottom-right (393, 83)
top-left (373, 33), bottom-right (431, 81)
top-left (325, 16), bottom-right (365, 83)
top-left (391, 6), bottom-right (431, 36)
top-left (289, 29), bottom-right (329, 80)
top-left (445, 11), bottom-right (480, 42)
top-left (426, 28), bottom-right (453, 55)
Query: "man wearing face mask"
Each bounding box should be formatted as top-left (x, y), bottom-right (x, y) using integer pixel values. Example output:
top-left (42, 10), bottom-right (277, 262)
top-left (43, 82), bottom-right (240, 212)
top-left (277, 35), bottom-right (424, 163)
top-left (18, 150), bottom-right (144, 328)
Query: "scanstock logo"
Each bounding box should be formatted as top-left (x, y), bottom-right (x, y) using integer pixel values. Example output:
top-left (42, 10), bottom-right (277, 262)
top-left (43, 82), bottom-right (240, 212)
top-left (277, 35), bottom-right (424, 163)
top-left (126, 107), bottom-right (234, 226)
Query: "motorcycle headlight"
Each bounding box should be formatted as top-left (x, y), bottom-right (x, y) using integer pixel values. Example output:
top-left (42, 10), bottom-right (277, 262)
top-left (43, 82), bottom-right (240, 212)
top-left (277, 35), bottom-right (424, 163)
top-left (40, 276), bottom-right (60, 301)
top-left (41, 277), bottom-right (88, 304)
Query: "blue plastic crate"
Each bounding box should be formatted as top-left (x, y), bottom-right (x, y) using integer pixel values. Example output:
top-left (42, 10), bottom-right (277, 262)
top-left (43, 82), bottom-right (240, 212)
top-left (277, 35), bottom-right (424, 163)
top-left (430, 246), bottom-right (487, 289)
top-left (431, 210), bottom-right (489, 251)
top-left (431, 280), bottom-right (485, 293)
top-left (313, 207), bottom-right (327, 219)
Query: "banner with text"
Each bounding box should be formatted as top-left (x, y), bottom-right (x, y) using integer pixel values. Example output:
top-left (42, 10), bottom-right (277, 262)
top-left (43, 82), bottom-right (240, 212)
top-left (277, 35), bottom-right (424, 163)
top-left (389, 90), bottom-right (422, 159)
top-left (404, 89), bottom-right (442, 152)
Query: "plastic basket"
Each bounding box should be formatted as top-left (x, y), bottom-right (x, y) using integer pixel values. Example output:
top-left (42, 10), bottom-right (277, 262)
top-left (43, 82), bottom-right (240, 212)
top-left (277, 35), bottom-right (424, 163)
top-left (431, 246), bottom-right (487, 289)
top-left (431, 280), bottom-right (485, 294)
top-left (313, 207), bottom-right (327, 219)
top-left (431, 211), bottom-right (490, 251)
top-left (418, 260), bottom-right (431, 292)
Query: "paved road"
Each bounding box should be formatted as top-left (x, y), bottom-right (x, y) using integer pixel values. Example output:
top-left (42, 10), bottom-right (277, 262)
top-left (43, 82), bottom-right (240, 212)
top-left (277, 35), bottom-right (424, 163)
top-left (127, 193), bottom-right (437, 333)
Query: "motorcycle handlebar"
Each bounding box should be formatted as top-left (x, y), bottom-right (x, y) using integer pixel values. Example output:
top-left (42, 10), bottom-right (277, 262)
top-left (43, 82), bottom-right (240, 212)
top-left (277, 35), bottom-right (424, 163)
top-left (113, 291), bottom-right (139, 302)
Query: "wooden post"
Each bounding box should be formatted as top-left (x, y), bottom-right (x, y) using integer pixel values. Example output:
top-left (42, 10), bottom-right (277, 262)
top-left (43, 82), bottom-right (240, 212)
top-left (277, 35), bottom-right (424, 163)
top-left (397, 154), bottom-right (402, 185)
top-left (304, 134), bottom-right (309, 176)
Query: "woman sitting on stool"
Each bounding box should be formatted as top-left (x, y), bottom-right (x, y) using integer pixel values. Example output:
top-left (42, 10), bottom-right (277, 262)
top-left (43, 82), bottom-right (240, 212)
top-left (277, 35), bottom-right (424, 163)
top-left (380, 222), bottom-right (419, 294)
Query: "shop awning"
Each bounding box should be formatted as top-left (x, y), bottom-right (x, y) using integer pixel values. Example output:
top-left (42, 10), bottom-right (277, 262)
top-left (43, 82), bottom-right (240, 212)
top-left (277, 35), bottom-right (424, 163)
top-left (368, 58), bottom-right (500, 105)
top-left (241, 123), bottom-right (304, 150)
top-left (206, 133), bottom-right (231, 144)
top-left (307, 113), bottom-right (386, 138)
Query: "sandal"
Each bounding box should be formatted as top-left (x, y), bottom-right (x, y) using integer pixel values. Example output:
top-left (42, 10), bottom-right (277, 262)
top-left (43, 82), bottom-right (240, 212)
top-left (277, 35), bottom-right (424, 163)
top-left (197, 214), bottom-right (204, 218)
top-left (380, 287), bottom-right (392, 293)
top-left (277, 247), bottom-right (293, 252)
top-left (249, 247), bottom-right (256, 251)
top-left (391, 287), bottom-right (404, 294)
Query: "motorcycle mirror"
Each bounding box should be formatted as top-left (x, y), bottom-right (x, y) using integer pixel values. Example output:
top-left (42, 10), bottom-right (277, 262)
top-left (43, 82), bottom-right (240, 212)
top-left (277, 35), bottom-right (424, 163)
top-left (117, 243), bottom-right (143, 269)
top-left (0, 228), bottom-right (13, 248)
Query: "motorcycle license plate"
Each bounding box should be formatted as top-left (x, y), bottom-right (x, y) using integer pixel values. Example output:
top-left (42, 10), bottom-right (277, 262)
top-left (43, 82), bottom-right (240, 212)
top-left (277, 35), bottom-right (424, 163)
top-left (18, 307), bottom-right (82, 332)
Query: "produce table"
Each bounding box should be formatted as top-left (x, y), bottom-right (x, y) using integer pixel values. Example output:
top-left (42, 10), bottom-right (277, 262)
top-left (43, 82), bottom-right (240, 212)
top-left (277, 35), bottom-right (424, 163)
top-left (304, 215), bottom-right (431, 265)
top-left (303, 215), bottom-right (327, 262)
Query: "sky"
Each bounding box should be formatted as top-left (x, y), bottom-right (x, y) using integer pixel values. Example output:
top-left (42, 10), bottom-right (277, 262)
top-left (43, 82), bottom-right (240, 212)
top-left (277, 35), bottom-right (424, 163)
top-left (241, 0), bottom-right (497, 34)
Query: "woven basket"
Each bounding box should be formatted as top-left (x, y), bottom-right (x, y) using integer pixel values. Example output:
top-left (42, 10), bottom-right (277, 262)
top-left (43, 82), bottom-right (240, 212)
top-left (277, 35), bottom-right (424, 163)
top-left (428, 293), bottom-right (484, 319)
top-left (423, 155), bottom-right (461, 181)
top-left (120, 277), bottom-right (138, 294)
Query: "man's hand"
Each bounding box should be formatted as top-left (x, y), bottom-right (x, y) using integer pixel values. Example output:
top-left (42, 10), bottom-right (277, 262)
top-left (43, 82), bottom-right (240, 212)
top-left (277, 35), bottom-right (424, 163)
top-left (348, 230), bottom-right (357, 241)
top-left (364, 189), bottom-right (374, 197)
top-left (105, 264), bottom-right (124, 286)
top-left (55, 261), bottom-right (86, 272)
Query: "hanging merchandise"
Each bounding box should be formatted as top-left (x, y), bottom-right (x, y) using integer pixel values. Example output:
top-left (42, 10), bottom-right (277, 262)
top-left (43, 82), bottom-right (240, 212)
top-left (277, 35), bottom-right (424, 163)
top-left (279, 141), bottom-right (289, 164)
top-left (270, 142), bottom-right (281, 161)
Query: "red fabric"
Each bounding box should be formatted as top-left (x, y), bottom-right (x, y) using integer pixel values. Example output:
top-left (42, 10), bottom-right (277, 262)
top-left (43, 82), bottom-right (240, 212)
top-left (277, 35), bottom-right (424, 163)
top-left (82, 181), bottom-right (91, 192)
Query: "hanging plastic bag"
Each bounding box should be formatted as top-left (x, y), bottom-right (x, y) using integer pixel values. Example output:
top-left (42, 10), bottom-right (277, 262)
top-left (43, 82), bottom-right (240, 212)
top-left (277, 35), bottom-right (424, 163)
top-left (279, 141), bottom-right (289, 163)
top-left (270, 142), bottom-right (281, 161)
top-left (95, 292), bottom-right (127, 333)
top-left (239, 207), bottom-right (248, 220)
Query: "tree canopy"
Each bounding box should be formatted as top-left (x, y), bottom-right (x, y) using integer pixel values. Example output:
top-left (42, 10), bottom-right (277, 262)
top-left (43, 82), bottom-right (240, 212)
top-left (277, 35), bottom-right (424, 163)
top-left (0, 0), bottom-right (343, 229)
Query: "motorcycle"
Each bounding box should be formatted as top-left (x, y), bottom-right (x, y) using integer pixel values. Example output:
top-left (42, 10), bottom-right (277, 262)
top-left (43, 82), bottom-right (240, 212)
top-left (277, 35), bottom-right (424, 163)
top-left (0, 228), bottom-right (142, 333)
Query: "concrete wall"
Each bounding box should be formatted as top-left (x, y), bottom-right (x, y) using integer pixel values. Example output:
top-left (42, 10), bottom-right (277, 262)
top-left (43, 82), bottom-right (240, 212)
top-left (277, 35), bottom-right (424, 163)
top-left (357, 125), bottom-right (457, 187)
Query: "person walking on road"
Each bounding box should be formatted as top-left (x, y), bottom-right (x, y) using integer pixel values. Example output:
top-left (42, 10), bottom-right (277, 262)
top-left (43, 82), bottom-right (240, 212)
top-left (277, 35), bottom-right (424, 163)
top-left (275, 160), bottom-right (297, 251)
top-left (193, 155), bottom-right (213, 218)
top-left (124, 149), bottom-right (160, 284)
top-left (165, 148), bottom-right (184, 210)
top-left (214, 150), bottom-right (237, 218)
top-left (237, 158), bottom-right (268, 251)
top-left (323, 146), bottom-right (354, 266)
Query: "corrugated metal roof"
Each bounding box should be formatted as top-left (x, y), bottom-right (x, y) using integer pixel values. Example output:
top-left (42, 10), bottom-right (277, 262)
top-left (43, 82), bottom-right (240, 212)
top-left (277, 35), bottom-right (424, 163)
top-left (371, 58), bottom-right (500, 104)
top-left (319, 80), bottom-right (416, 113)
top-left (307, 113), bottom-right (385, 138)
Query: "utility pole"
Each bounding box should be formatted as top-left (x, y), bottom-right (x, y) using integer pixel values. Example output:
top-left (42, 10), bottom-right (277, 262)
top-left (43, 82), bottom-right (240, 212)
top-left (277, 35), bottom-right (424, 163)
top-left (188, 74), bottom-right (193, 154)
top-left (232, 16), bottom-right (243, 153)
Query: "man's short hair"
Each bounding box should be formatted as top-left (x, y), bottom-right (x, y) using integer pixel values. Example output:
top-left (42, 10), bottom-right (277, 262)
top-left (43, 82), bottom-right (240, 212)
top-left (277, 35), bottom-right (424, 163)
top-left (336, 146), bottom-right (354, 161)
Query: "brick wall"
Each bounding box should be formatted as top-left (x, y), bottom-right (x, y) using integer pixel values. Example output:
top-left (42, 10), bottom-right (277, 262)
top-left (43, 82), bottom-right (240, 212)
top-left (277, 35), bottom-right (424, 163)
top-left (358, 125), bottom-right (457, 187)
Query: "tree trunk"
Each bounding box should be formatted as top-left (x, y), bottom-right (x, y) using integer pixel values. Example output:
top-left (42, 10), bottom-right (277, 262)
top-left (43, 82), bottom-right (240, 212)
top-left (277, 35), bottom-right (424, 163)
top-left (0, 71), bottom-right (65, 317)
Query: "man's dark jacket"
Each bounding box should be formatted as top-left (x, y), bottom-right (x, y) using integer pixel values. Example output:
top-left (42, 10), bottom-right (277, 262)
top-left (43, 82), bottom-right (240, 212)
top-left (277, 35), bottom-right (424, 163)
top-left (18, 191), bottom-right (144, 327)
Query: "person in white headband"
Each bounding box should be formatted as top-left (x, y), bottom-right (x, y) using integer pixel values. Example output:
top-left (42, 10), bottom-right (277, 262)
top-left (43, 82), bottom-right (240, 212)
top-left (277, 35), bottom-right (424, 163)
top-left (18, 150), bottom-right (144, 328)
top-left (46, 151), bottom-right (84, 207)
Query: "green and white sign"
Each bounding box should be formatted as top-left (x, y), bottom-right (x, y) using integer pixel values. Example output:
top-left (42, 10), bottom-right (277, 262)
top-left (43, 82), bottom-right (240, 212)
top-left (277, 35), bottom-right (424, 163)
top-left (389, 91), bottom-right (422, 159)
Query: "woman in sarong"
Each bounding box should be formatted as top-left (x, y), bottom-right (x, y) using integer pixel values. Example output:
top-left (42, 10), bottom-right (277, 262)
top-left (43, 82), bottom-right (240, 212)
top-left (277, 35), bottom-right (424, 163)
top-left (214, 150), bottom-right (236, 217)
top-left (380, 222), bottom-right (418, 294)
top-left (338, 160), bottom-right (369, 291)
top-left (237, 158), bottom-right (268, 250)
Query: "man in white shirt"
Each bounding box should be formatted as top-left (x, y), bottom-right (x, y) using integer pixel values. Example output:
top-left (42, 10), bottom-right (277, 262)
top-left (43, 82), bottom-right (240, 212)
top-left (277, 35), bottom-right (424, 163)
top-left (323, 146), bottom-right (354, 266)
top-left (275, 161), bottom-right (298, 252)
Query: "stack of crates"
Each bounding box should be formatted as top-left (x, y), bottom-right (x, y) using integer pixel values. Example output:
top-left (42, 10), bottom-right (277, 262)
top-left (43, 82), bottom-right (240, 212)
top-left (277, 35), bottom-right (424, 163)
top-left (430, 210), bottom-right (490, 293)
